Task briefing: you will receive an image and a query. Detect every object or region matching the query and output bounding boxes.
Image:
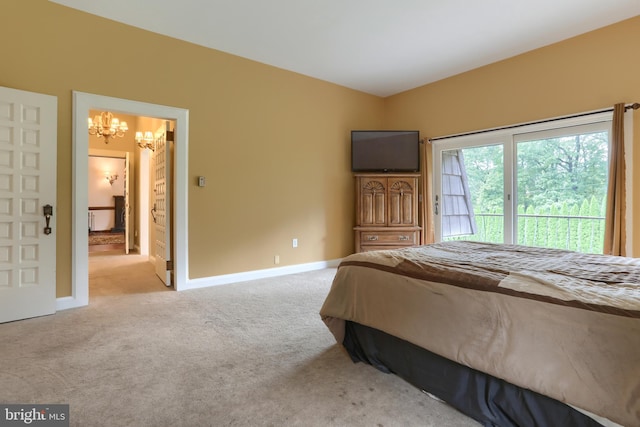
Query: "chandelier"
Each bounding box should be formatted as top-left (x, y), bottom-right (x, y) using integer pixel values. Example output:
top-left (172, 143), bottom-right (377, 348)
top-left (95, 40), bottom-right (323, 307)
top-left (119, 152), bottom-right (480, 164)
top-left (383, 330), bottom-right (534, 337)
top-left (88, 111), bottom-right (128, 143)
top-left (135, 131), bottom-right (155, 151)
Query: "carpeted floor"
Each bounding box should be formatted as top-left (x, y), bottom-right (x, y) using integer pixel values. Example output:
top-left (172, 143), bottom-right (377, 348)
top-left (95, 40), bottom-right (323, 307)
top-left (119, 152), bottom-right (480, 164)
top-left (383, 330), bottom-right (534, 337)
top-left (0, 254), bottom-right (478, 427)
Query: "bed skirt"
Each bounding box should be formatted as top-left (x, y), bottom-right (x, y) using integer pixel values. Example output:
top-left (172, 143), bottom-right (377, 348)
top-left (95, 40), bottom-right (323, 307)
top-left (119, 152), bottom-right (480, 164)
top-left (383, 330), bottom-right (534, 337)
top-left (343, 321), bottom-right (603, 427)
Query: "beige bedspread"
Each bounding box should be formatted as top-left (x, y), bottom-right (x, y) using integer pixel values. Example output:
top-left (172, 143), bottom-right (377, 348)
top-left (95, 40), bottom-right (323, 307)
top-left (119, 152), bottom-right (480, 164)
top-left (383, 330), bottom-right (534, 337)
top-left (320, 241), bottom-right (640, 426)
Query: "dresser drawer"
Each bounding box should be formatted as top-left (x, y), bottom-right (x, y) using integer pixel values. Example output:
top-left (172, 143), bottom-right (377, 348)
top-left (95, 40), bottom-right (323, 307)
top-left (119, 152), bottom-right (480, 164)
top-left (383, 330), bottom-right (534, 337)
top-left (360, 230), bottom-right (418, 245)
top-left (354, 227), bottom-right (421, 253)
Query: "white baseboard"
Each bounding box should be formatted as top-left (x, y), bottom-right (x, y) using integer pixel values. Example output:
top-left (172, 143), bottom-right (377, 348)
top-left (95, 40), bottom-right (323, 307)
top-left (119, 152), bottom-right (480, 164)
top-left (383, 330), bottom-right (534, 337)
top-left (56, 295), bottom-right (85, 311)
top-left (182, 259), bottom-right (342, 291)
top-left (56, 258), bottom-right (342, 309)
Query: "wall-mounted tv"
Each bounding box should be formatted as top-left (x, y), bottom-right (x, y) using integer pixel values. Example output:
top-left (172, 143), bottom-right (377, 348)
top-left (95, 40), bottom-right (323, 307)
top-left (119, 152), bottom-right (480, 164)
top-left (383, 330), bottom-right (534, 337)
top-left (351, 130), bottom-right (420, 172)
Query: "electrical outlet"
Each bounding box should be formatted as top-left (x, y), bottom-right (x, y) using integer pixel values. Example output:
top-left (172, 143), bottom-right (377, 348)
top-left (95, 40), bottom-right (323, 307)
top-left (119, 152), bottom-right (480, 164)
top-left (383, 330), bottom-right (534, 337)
top-left (292, 238), bottom-right (298, 248)
top-left (274, 255), bottom-right (280, 265)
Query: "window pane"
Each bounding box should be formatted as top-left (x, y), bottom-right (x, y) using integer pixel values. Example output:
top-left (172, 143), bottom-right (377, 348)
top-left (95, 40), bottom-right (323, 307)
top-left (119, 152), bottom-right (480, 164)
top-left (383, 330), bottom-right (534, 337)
top-left (442, 144), bottom-right (504, 243)
top-left (515, 130), bottom-right (608, 253)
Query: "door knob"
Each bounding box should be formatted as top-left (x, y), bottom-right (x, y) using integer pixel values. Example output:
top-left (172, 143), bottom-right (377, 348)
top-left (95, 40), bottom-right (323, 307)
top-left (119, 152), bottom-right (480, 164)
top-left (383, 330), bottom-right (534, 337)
top-left (43, 204), bottom-right (53, 235)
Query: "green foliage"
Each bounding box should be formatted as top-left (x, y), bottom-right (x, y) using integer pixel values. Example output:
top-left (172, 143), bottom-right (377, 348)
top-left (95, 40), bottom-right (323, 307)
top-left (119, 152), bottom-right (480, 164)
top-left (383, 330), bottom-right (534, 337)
top-left (568, 203), bottom-right (580, 251)
top-left (535, 206), bottom-right (548, 247)
top-left (515, 132), bottom-right (608, 209)
top-left (523, 205), bottom-right (536, 246)
top-left (462, 145), bottom-right (504, 212)
top-left (457, 197), bottom-right (606, 253)
top-left (548, 205), bottom-right (559, 248)
top-left (450, 131), bottom-right (608, 254)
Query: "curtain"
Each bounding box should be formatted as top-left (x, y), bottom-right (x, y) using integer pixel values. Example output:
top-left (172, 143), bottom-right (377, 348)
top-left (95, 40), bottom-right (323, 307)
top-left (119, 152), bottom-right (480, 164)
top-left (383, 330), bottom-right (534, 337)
top-left (603, 103), bottom-right (626, 256)
top-left (420, 140), bottom-right (435, 244)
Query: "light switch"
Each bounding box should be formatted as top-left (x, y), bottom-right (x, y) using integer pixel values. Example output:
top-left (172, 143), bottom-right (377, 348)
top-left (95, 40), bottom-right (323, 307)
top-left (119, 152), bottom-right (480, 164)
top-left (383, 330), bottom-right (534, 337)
top-left (197, 176), bottom-right (206, 187)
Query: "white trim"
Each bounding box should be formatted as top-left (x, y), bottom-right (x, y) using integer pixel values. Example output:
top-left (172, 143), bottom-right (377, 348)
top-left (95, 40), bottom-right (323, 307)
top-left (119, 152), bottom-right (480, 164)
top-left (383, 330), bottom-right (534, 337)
top-left (431, 109), bottom-right (615, 143)
top-left (66, 91), bottom-right (189, 311)
top-left (513, 121), bottom-right (613, 142)
top-left (183, 259), bottom-right (341, 291)
top-left (438, 111), bottom-right (613, 147)
top-left (56, 296), bottom-right (78, 311)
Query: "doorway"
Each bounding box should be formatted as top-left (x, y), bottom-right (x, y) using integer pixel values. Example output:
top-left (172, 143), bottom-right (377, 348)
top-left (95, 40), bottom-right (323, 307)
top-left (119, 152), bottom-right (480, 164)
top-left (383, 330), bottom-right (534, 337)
top-left (66, 92), bottom-right (189, 311)
top-left (87, 117), bottom-right (173, 293)
top-left (87, 153), bottom-right (127, 255)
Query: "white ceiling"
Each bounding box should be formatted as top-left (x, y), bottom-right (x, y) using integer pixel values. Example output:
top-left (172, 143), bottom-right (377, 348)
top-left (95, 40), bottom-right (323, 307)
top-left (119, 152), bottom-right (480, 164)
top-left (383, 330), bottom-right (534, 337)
top-left (51, 0), bottom-right (640, 97)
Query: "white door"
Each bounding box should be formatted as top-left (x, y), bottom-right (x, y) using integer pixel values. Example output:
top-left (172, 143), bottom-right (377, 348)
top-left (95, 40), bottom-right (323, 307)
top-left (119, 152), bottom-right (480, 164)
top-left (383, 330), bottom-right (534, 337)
top-left (0, 86), bottom-right (57, 323)
top-left (153, 123), bottom-right (171, 286)
top-left (124, 152), bottom-right (131, 254)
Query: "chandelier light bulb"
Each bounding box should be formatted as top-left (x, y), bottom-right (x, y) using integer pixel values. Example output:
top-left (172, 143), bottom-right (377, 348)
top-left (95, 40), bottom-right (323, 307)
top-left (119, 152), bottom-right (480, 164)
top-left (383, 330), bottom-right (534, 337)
top-left (87, 111), bottom-right (128, 143)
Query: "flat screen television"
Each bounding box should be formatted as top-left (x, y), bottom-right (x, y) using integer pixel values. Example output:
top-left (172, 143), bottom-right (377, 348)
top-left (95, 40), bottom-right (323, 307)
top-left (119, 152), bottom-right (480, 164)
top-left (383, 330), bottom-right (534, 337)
top-left (351, 130), bottom-right (420, 172)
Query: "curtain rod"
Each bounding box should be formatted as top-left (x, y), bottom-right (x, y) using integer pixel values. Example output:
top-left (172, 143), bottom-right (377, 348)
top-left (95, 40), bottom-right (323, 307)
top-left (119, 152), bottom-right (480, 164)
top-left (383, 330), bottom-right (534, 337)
top-left (427, 102), bottom-right (640, 143)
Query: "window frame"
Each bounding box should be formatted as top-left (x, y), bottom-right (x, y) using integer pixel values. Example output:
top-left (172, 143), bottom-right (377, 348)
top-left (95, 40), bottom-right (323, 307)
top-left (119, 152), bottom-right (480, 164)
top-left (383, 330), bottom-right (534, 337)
top-left (432, 111), bottom-right (621, 248)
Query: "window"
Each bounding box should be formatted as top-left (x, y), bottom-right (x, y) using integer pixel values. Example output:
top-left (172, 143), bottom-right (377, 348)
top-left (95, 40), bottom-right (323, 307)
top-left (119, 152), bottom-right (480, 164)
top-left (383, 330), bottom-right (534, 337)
top-left (433, 112), bottom-right (613, 253)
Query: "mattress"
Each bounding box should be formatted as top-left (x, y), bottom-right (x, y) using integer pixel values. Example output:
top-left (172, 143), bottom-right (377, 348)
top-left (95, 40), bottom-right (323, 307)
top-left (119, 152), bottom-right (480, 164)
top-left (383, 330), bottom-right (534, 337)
top-left (320, 241), bottom-right (640, 426)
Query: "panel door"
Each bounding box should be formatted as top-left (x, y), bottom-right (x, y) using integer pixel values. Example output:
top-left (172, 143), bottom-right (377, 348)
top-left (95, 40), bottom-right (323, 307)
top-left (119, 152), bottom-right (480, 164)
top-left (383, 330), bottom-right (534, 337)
top-left (153, 123), bottom-right (171, 286)
top-left (124, 152), bottom-right (131, 254)
top-left (0, 86), bottom-right (57, 323)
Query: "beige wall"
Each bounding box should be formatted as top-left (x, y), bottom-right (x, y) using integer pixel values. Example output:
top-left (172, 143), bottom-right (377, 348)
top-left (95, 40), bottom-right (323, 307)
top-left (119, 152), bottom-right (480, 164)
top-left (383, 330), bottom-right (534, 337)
top-left (384, 15), bottom-right (640, 256)
top-left (1, 0), bottom-right (384, 297)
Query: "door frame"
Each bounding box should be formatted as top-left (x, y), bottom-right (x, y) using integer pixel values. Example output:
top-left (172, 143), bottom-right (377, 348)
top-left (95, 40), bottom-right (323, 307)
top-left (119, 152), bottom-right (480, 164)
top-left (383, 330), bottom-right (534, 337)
top-left (60, 91), bottom-right (189, 310)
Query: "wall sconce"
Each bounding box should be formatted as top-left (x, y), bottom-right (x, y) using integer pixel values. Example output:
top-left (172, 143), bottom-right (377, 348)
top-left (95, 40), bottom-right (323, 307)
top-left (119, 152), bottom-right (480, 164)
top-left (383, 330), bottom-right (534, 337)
top-left (135, 131), bottom-right (155, 151)
top-left (105, 173), bottom-right (118, 186)
top-left (88, 112), bottom-right (128, 144)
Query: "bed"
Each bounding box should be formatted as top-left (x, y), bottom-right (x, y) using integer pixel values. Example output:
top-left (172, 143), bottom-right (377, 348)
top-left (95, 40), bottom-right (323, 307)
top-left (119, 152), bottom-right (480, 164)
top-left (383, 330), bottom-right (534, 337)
top-left (319, 241), bottom-right (640, 427)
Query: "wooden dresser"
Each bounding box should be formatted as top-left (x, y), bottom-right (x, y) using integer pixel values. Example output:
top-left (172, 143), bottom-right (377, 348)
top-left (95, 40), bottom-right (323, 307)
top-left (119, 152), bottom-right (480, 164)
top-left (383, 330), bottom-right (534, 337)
top-left (354, 173), bottom-right (421, 252)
